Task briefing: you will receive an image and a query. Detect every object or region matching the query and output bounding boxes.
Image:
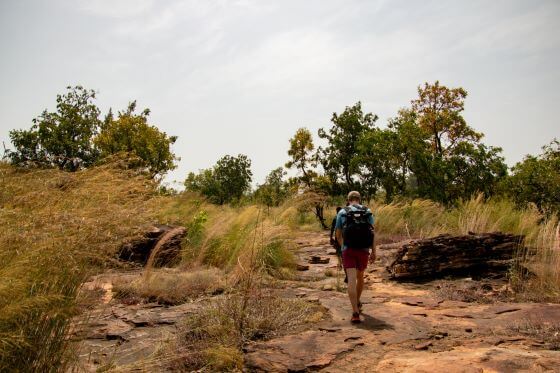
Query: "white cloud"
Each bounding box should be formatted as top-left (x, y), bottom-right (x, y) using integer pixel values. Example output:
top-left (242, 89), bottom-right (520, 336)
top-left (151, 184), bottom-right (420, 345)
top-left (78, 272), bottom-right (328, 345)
top-left (78, 0), bottom-right (155, 18)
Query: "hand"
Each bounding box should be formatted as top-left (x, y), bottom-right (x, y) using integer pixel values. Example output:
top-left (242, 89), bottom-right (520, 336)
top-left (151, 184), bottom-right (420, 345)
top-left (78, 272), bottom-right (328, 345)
top-left (369, 250), bottom-right (376, 264)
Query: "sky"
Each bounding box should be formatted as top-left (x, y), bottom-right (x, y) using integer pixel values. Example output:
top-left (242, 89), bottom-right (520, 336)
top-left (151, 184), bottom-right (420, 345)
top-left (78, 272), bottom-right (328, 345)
top-left (1, 0), bottom-right (558, 188)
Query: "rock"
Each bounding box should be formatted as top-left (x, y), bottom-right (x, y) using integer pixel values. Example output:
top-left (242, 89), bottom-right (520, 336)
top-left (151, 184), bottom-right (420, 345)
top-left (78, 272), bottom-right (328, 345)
top-left (244, 329), bottom-right (367, 372)
top-left (385, 232), bottom-right (525, 280)
top-left (296, 264), bottom-right (310, 271)
top-left (322, 284), bottom-right (334, 291)
top-left (326, 248), bottom-right (338, 255)
top-left (309, 256), bottom-right (330, 264)
top-left (492, 306), bottom-right (521, 315)
top-left (375, 347), bottom-right (560, 373)
top-left (118, 225), bottom-right (186, 267)
top-left (465, 328), bottom-right (473, 333)
top-left (414, 341), bottom-right (433, 350)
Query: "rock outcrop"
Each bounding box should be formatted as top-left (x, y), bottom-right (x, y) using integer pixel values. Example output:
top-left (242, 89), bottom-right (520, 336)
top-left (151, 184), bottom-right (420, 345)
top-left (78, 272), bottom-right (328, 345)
top-left (379, 232), bottom-right (524, 280)
top-left (118, 225), bottom-right (186, 267)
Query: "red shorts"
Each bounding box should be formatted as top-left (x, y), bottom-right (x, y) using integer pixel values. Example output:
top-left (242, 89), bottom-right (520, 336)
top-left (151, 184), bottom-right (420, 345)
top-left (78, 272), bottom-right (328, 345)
top-left (342, 248), bottom-right (369, 271)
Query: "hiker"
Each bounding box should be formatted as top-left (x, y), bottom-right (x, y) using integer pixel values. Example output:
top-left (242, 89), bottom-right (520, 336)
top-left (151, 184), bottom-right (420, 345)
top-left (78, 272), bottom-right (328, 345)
top-left (335, 191), bottom-right (375, 324)
top-left (329, 207), bottom-right (342, 261)
top-left (330, 206), bottom-right (348, 282)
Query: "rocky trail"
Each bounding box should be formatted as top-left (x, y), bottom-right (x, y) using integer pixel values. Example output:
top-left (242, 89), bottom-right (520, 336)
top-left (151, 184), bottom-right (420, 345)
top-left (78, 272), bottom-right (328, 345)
top-left (77, 231), bottom-right (560, 372)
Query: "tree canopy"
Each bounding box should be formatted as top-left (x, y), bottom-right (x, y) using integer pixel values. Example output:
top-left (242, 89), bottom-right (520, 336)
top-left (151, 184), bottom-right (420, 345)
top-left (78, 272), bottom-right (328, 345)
top-left (95, 102), bottom-right (178, 178)
top-left (185, 154), bottom-right (253, 205)
top-left (506, 140), bottom-right (560, 213)
top-left (7, 86), bottom-right (101, 171)
top-left (6, 86), bottom-right (178, 178)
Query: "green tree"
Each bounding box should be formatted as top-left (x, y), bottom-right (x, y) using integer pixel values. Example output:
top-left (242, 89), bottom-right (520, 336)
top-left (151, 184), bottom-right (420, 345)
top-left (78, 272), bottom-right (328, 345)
top-left (407, 82), bottom-right (506, 203)
top-left (507, 140), bottom-right (560, 213)
top-left (255, 167), bottom-right (288, 207)
top-left (184, 154), bottom-right (253, 205)
top-left (318, 102), bottom-right (378, 192)
top-left (6, 86), bottom-right (101, 171)
top-left (95, 101), bottom-right (178, 178)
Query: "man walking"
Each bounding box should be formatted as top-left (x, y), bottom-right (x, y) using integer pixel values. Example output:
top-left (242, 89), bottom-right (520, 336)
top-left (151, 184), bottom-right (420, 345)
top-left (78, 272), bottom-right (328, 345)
top-left (335, 191), bottom-right (375, 324)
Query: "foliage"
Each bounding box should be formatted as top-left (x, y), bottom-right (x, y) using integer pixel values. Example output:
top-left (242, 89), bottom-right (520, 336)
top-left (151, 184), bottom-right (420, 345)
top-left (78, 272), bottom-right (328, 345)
top-left (318, 102), bottom-right (378, 193)
top-left (506, 139), bottom-right (560, 213)
top-left (285, 128), bottom-right (316, 188)
top-left (348, 83), bottom-right (507, 204)
top-left (285, 128), bottom-right (330, 228)
top-left (411, 80), bottom-right (482, 156)
top-left (95, 101), bottom-right (178, 178)
top-left (6, 86), bottom-right (101, 171)
top-left (185, 154), bottom-right (252, 205)
top-left (5, 86), bottom-right (178, 178)
top-left (254, 167), bottom-right (289, 207)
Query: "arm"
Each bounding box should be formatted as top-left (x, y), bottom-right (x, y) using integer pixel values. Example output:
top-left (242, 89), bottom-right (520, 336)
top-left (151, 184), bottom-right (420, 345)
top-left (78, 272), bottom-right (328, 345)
top-left (369, 235), bottom-right (376, 263)
top-left (369, 212), bottom-right (376, 263)
top-left (336, 228), bottom-right (343, 247)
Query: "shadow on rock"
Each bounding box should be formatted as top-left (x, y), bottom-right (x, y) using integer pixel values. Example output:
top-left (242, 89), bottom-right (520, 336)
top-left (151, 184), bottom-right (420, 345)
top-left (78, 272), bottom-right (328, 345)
top-left (357, 314), bottom-right (394, 331)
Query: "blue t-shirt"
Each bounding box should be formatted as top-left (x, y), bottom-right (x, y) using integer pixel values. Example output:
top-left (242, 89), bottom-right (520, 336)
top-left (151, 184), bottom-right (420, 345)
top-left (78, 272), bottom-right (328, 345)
top-left (335, 204), bottom-right (374, 251)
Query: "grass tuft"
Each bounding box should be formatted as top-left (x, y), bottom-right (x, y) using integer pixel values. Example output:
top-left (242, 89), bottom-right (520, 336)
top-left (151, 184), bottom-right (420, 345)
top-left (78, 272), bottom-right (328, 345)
top-left (113, 267), bottom-right (225, 305)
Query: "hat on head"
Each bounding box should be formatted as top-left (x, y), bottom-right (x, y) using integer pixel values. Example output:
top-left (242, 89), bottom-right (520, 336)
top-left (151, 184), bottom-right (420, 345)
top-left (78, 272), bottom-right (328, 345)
top-left (347, 191), bottom-right (361, 201)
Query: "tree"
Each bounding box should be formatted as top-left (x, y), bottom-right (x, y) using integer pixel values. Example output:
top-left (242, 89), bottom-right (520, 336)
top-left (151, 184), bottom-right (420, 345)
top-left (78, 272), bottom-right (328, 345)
top-left (318, 102), bottom-right (378, 192)
top-left (411, 81), bottom-right (482, 156)
top-left (255, 167), bottom-right (288, 208)
top-left (6, 86), bottom-right (101, 171)
top-left (184, 154), bottom-right (253, 205)
top-left (95, 101), bottom-right (178, 178)
top-left (285, 128), bottom-right (329, 228)
top-left (507, 139), bottom-right (560, 213)
top-left (405, 82), bottom-right (506, 204)
top-left (285, 128), bottom-right (316, 188)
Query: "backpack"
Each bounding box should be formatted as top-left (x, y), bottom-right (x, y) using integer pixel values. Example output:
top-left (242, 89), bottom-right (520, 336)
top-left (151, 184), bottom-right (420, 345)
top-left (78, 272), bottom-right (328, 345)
top-left (342, 206), bottom-right (374, 250)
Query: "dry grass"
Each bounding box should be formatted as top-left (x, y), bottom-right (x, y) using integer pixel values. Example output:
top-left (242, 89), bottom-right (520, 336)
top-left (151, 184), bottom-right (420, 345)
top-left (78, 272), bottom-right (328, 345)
top-left (165, 290), bottom-right (319, 371)
top-left (508, 318), bottom-right (560, 350)
top-left (113, 267), bottom-right (226, 305)
top-left (434, 280), bottom-right (513, 304)
top-left (0, 161), bottom-right (161, 371)
top-left (157, 196), bottom-right (297, 279)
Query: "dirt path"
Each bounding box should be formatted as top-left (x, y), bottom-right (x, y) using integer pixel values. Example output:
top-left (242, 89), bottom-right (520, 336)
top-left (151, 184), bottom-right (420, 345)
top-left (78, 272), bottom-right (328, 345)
top-left (76, 231), bottom-right (560, 372)
top-left (245, 231), bottom-right (560, 372)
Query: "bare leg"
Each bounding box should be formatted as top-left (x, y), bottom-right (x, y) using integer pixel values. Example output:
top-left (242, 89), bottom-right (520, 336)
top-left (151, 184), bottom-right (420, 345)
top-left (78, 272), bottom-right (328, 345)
top-left (356, 269), bottom-right (365, 305)
top-left (346, 268), bottom-right (359, 313)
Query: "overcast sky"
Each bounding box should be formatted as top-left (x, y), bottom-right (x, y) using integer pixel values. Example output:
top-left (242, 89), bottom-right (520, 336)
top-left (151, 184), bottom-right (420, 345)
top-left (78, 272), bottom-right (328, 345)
top-left (1, 0), bottom-right (558, 188)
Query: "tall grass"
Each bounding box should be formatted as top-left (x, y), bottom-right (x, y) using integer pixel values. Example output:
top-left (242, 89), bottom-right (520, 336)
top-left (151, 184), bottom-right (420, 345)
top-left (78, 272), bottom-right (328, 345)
top-left (157, 195), bottom-right (296, 278)
top-left (0, 162), bottom-right (160, 371)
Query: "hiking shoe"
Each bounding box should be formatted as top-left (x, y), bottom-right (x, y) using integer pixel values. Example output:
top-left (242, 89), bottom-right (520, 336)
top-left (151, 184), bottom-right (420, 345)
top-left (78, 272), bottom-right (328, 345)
top-left (351, 312), bottom-right (361, 324)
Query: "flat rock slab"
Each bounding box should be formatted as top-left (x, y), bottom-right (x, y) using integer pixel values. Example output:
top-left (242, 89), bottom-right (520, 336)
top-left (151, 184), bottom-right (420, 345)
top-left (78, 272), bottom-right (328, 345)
top-left (375, 346), bottom-right (560, 373)
top-left (244, 329), bottom-right (368, 372)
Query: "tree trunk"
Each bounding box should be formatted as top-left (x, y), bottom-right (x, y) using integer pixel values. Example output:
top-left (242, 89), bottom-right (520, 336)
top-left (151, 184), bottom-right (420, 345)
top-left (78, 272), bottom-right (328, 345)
top-left (378, 232), bottom-right (524, 280)
top-left (315, 204), bottom-right (328, 230)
